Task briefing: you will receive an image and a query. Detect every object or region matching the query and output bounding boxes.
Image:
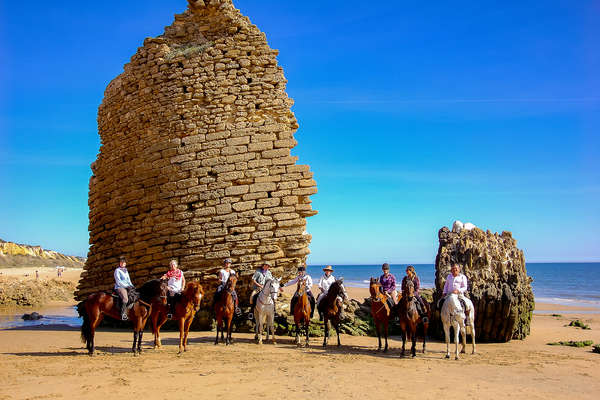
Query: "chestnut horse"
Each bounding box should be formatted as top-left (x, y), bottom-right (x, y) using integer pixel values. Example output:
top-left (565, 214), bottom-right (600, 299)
top-left (369, 278), bottom-right (391, 352)
top-left (396, 279), bottom-right (430, 357)
top-left (77, 279), bottom-right (168, 355)
top-left (150, 281), bottom-right (204, 354)
top-left (293, 278), bottom-right (311, 347)
top-left (317, 279), bottom-right (348, 347)
top-left (214, 274), bottom-right (237, 345)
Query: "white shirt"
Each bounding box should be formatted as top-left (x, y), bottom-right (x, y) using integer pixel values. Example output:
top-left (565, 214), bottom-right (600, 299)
top-left (167, 274), bottom-right (184, 294)
top-left (284, 274), bottom-right (313, 289)
top-left (218, 268), bottom-right (235, 284)
top-left (443, 273), bottom-right (468, 295)
top-left (318, 274), bottom-right (336, 293)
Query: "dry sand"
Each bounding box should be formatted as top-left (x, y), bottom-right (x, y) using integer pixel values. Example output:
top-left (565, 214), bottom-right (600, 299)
top-left (1, 271), bottom-right (599, 399)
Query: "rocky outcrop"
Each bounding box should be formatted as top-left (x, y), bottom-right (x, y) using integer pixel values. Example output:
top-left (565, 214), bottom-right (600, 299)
top-left (432, 226), bottom-right (534, 342)
top-left (76, 0), bottom-right (317, 303)
top-left (0, 276), bottom-right (76, 307)
top-left (0, 238), bottom-right (85, 268)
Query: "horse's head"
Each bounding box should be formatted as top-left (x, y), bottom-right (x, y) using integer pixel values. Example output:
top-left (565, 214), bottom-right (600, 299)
top-left (332, 278), bottom-right (348, 301)
top-left (369, 278), bottom-right (381, 299)
top-left (185, 281), bottom-right (204, 311)
top-left (226, 274), bottom-right (237, 290)
top-left (159, 280), bottom-right (168, 305)
top-left (267, 277), bottom-right (281, 301)
top-left (403, 279), bottom-right (415, 300)
top-left (297, 277), bottom-right (307, 294)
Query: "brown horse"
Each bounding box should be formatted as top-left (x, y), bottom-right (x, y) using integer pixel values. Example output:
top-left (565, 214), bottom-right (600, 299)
top-left (77, 279), bottom-right (168, 356)
top-left (214, 274), bottom-right (237, 345)
top-left (396, 279), bottom-right (430, 357)
top-left (369, 278), bottom-right (391, 352)
top-left (293, 279), bottom-right (311, 347)
top-left (150, 281), bottom-right (204, 354)
top-left (317, 279), bottom-right (348, 347)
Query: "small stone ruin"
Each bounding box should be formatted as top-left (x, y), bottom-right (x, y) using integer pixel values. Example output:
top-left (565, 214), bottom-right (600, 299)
top-left (432, 225), bottom-right (534, 342)
top-left (76, 0), bottom-right (317, 303)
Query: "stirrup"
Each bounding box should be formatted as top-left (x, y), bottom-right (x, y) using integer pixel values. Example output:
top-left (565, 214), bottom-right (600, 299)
top-left (121, 313), bottom-right (128, 321)
top-left (167, 314), bottom-right (173, 319)
top-left (248, 312), bottom-right (254, 320)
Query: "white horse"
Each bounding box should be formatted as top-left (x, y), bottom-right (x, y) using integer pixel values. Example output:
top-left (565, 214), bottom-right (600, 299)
top-left (441, 293), bottom-right (476, 359)
top-left (254, 277), bottom-right (281, 345)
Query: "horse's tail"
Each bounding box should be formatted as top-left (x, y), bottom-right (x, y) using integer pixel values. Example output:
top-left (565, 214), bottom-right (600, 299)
top-left (77, 301), bottom-right (92, 345)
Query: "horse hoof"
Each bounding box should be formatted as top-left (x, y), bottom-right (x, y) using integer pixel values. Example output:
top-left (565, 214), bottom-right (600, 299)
top-left (445, 354), bottom-right (450, 359)
top-left (383, 348), bottom-right (388, 353)
top-left (272, 341), bottom-right (277, 345)
top-left (455, 356), bottom-right (459, 360)
top-left (412, 354), bottom-right (416, 358)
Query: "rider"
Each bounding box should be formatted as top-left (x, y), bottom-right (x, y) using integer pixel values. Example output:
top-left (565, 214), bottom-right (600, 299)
top-left (316, 265), bottom-right (336, 320)
top-left (215, 258), bottom-right (240, 315)
top-left (114, 256), bottom-right (134, 320)
top-left (161, 259), bottom-right (185, 319)
top-left (401, 265), bottom-right (428, 320)
top-left (442, 263), bottom-right (468, 310)
top-left (249, 261), bottom-right (274, 320)
top-left (283, 265), bottom-right (316, 318)
top-left (379, 263), bottom-right (398, 306)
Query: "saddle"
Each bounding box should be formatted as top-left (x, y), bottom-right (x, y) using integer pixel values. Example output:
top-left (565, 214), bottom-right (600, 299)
top-left (438, 295), bottom-right (469, 314)
top-left (110, 288), bottom-right (139, 309)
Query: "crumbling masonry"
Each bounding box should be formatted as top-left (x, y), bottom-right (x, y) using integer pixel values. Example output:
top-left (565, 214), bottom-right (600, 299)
top-left (76, 0), bottom-right (318, 303)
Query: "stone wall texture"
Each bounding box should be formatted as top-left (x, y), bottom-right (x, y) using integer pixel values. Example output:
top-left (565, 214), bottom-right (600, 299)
top-left (75, 0), bottom-right (317, 303)
top-left (431, 226), bottom-right (534, 342)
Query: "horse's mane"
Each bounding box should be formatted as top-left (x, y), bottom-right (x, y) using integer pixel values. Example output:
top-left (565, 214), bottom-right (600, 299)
top-left (138, 279), bottom-right (165, 301)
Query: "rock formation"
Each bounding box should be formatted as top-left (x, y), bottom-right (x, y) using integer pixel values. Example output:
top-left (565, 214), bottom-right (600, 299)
top-left (0, 238), bottom-right (85, 268)
top-left (76, 0), bottom-right (317, 302)
top-left (432, 226), bottom-right (534, 342)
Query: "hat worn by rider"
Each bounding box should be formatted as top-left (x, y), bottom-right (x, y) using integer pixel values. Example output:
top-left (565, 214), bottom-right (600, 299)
top-left (382, 263), bottom-right (390, 270)
top-left (223, 258), bottom-right (232, 264)
top-left (297, 266), bottom-right (306, 272)
top-left (262, 261), bottom-right (272, 267)
top-left (323, 265), bottom-right (333, 272)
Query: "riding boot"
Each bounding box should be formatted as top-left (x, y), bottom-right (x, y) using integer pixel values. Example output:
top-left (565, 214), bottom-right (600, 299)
top-left (290, 294), bottom-right (298, 314)
top-left (233, 292), bottom-right (242, 316)
top-left (120, 302), bottom-right (128, 321)
top-left (309, 296), bottom-right (316, 318)
top-left (248, 294), bottom-right (257, 320)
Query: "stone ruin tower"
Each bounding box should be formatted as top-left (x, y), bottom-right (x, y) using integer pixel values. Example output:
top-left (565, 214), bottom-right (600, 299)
top-left (76, 0), bottom-right (318, 303)
top-left (432, 225), bottom-right (534, 342)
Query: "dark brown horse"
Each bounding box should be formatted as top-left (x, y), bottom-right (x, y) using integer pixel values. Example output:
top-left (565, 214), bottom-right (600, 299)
top-left (77, 279), bottom-right (168, 356)
top-left (214, 274), bottom-right (237, 345)
top-left (317, 279), bottom-right (348, 347)
top-left (396, 279), bottom-right (430, 357)
top-left (369, 278), bottom-right (391, 352)
top-left (150, 281), bottom-right (204, 354)
top-left (293, 279), bottom-right (311, 347)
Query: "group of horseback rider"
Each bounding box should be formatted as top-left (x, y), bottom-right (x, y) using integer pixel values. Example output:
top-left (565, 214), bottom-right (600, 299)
top-left (113, 255), bottom-right (470, 322)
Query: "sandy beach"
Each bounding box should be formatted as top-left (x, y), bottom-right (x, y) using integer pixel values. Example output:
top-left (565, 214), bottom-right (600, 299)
top-left (1, 273), bottom-right (599, 400)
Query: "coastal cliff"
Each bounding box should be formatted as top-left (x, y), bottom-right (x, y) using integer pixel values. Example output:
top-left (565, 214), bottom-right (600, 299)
top-left (432, 226), bottom-right (534, 342)
top-left (0, 239), bottom-right (85, 269)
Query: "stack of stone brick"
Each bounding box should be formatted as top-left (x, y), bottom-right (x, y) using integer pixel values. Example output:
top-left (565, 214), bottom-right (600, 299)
top-left (76, 0), bottom-right (317, 303)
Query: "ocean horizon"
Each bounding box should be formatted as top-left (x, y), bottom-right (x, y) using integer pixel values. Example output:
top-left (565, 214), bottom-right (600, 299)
top-left (305, 262), bottom-right (600, 308)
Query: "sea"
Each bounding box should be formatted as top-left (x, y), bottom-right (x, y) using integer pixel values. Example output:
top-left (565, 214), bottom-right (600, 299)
top-left (306, 262), bottom-right (600, 308)
top-left (1, 262), bottom-right (598, 329)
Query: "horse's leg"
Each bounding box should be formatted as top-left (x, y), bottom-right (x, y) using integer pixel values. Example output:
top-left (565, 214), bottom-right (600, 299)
top-left (401, 325), bottom-right (406, 356)
top-left (257, 310), bottom-right (263, 345)
top-left (375, 320), bottom-right (381, 351)
top-left (137, 329), bottom-right (144, 354)
top-left (88, 310), bottom-right (102, 356)
top-left (453, 321), bottom-right (460, 360)
top-left (270, 311), bottom-right (276, 345)
top-left (183, 316), bottom-right (193, 352)
top-left (460, 319), bottom-right (467, 354)
top-left (305, 319), bottom-right (310, 347)
top-left (132, 330), bottom-right (138, 355)
top-left (215, 315), bottom-right (220, 345)
top-left (295, 321), bottom-right (300, 345)
top-left (471, 318), bottom-right (477, 354)
top-left (178, 317), bottom-right (185, 354)
top-left (422, 320), bottom-right (428, 354)
top-left (443, 321), bottom-right (451, 359)
top-left (226, 315), bottom-right (233, 345)
top-left (411, 324), bottom-right (417, 357)
top-left (383, 318), bottom-right (389, 353)
top-left (335, 322), bottom-right (341, 347)
top-left (322, 318), bottom-right (328, 347)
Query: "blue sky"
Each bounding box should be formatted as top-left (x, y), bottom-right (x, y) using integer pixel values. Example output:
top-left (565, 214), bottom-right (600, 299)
top-left (1, 0), bottom-right (598, 263)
